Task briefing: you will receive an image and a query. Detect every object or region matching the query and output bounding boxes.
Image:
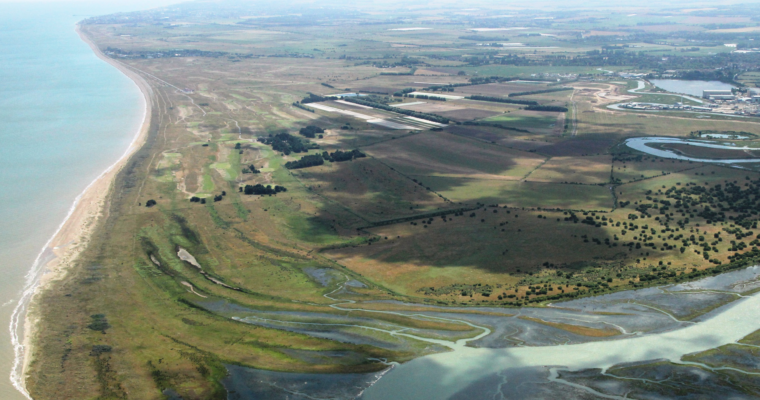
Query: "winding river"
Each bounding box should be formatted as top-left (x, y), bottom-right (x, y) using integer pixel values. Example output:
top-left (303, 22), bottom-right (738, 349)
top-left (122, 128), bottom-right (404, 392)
top-left (624, 137), bottom-right (760, 164)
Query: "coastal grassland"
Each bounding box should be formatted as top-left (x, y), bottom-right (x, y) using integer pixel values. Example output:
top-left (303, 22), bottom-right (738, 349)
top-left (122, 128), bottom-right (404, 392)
top-left (331, 161), bottom-right (760, 304)
top-left (440, 65), bottom-right (615, 77)
top-left (444, 124), bottom-right (566, 153)
top-left (510, 89), bottom-right (574, 105)
top-left (453, 82), bottom-right (554, 96)
top-left (612, 156), bottom-right (702, 183)
top-left (632, 93), bottom-right (702, 106)
top-left (292, 158), bottom-right (449, 221)
top-left (362, 131), bottom-right (547, 179)
top-left (422, 178), bottom-right (614, 210)
top-left (528, 155), bottom-right (612, 184)
top-left (29, 10), bottom-right (760, 399)
top-left (326, 209), bottom-right (632, 295)
top-left (26, 47), bottom-right (469, 400)
top-left (482, 112), bottom-right (559, 134)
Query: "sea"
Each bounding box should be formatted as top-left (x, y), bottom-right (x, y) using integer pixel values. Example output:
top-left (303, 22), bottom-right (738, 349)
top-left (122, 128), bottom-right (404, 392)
top-left (0, 1), bottom-right (173, 398)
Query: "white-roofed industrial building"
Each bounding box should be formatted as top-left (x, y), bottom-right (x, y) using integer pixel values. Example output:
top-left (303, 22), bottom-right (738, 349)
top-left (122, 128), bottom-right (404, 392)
top-left (703, 90), bottom-right (734, 100)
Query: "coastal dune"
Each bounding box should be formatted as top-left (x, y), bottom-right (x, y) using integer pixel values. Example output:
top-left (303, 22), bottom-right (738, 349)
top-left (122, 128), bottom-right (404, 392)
top-left (11, 26), bottom-right (154, 397)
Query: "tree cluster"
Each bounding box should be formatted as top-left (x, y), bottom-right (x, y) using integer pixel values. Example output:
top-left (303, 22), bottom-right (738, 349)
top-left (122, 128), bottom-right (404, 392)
top-left (285, 154), bottom-right (324, 169)
top-left (257, 132), bottom-right (318, 155)
top-left (392, 88), bottom-right (416, 97)
top-left (242, 164), bottom-right (261, 174)
top-left (462, 121), bottom-right (530, 133)
top-left (243, 184), bottom-right (287, 195)
top-left (284, 149), bottom-right (366, 170)
top-left (323, 149), bottom-right (365, 162)
top-left (292, 102), bottom-right (315, 113)
top-left (524, 105), bottom-right (568, 112)
top-left (298, 125), bottom-right (324, 138)
top-left (409, 94), bottom-right (447, 101)
top-left (508, 87), bottom-right (573, 97)
top-left (300, 93), bottom-right (327, 104)
top-left (467, 95), bottom-right (537, 105)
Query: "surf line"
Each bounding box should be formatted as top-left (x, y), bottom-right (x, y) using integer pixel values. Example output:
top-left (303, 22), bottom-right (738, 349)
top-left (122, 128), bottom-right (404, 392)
top-left (8, 56), bottom-right (151, 398)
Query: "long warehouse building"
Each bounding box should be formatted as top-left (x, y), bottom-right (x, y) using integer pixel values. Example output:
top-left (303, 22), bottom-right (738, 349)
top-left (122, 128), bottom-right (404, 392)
top-left (703, 89), bottom-right (734, 100)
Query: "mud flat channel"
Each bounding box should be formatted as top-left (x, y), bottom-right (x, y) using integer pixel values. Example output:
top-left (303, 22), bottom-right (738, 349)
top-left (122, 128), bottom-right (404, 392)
top-left (218, 266), bottom-right (760, 399)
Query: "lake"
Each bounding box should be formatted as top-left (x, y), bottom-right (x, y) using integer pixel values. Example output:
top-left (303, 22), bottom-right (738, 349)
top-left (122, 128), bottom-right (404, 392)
top-left (650, 79), bottom-right (736, 97)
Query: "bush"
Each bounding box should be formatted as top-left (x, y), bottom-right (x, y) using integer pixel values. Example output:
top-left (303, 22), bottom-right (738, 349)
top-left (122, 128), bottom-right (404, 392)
top-left (87, 314), bottom-right (111, 333)
top-left (90, 345), bottom-right (112, 356)
top-left (145, 199), bottom-right (157, 207)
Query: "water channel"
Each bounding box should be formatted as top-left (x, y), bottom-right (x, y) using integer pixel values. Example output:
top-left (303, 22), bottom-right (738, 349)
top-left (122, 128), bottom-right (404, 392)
top-left (216, 264), bottom-right (760, 399)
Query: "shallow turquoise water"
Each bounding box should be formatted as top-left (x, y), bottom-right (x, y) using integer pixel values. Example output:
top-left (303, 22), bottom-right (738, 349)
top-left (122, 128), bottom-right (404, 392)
top-left (0, 2), bottom-right (170, 398)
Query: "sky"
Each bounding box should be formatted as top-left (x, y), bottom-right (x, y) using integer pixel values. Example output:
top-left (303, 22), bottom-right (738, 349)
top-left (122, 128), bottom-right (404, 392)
top-left (0, 0), bottom-right (183, 21)
top-left (0, 0), bottom-right (180, 7)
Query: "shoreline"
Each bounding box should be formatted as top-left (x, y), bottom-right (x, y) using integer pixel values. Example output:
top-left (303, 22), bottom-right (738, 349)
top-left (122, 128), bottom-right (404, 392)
top-left (10, 24), bottom-right (154, 398)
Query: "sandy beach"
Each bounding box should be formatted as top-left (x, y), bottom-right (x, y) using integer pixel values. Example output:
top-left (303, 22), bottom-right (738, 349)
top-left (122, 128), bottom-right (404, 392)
top-left (11, 25), bottom-right (154, 398)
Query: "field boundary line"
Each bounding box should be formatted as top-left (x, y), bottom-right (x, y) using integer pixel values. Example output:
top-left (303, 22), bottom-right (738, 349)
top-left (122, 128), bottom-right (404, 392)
top-left (354, 205), bottom-right (483, 230)
top-left (443, 129), bottom-right (549, 158)
top-left (521, 156), bottom-right (552, 181)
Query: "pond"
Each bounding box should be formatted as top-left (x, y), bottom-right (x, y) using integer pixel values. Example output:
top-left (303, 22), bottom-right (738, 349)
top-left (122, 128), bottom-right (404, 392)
top-left (650, 79), bottom-right (736, 97)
